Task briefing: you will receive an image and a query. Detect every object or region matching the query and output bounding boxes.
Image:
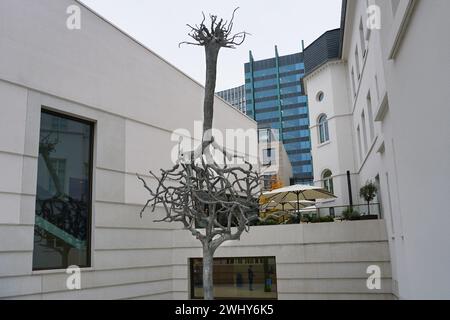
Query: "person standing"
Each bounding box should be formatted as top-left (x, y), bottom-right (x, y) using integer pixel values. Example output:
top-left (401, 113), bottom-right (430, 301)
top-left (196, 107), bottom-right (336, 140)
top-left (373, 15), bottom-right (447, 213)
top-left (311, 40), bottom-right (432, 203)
top-left (248, 265), bottom-right (254, 291)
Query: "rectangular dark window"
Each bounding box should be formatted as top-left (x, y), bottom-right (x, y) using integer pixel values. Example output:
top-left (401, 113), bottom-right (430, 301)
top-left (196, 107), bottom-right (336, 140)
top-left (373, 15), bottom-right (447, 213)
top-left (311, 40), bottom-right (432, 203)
top-left (263, 175), bottom-right (276, 191)
top-left (190, 256), bottom-right (277, 300)
top-left (263, 148), bottom-right (275, 165)
top-left (33, 109), bottom-right (94, 270)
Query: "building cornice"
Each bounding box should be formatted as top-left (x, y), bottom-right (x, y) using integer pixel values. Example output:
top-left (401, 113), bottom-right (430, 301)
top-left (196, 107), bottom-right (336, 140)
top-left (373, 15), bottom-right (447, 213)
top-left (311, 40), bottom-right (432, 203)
top-left (303, 59), bottom-right (346, 83)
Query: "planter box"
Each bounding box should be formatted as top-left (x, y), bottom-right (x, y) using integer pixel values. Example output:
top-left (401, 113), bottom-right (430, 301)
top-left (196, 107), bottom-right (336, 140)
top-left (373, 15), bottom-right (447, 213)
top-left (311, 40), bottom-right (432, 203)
top-left (359, 215), bottom-right (379, 220)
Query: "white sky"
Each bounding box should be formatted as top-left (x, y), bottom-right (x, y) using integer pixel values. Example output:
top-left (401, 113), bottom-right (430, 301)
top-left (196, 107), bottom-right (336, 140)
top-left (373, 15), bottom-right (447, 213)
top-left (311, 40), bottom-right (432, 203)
top-left (79, 0), bottom-right (342, 91)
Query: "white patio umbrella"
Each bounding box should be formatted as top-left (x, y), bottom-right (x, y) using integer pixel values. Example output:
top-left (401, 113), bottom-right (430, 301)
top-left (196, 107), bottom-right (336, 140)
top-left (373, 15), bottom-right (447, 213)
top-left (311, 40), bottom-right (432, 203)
top-left (263, 184), bottom-right (336, 214)
top-left (263, 200), bottom-right (315, 212)
top-left (299, 205), bottom-right (318, 212)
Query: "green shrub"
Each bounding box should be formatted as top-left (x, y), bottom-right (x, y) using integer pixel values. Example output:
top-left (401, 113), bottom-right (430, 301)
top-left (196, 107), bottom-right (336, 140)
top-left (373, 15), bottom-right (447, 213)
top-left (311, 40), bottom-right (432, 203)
top-left (320, 216), bottom-right (335, 223)
top-left (257, 219), bottom-right (279, 226)
top-left (311, 216), bottom-right (334, 223)
top-left (342, 207), bottom-right (361, 220)
top-left (303, 215), bottom-right (334, 223)
top-left (300, 215), bottom-right (311, 223)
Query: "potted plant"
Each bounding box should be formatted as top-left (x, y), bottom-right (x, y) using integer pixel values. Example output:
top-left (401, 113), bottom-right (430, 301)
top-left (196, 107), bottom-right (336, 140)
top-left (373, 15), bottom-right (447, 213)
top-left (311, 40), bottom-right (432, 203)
top-left (359, 181), bottom-right (378, 216)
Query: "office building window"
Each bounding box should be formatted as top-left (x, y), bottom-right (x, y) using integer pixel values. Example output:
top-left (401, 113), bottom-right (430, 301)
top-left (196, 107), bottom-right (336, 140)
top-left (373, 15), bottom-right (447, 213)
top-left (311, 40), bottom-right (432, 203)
top-left (322, 170), bottom-right (334, 194)
top-left (318, 114), bottom-right (329, 144)
top-left (190, 256), bottom-right (277, 299)
top-left (33, 110), bottom-right (94, 270)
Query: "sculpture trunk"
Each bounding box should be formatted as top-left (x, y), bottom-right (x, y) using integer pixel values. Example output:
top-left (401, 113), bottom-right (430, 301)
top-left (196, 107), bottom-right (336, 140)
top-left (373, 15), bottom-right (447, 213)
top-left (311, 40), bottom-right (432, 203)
top-left (202, 245), bottom-right (214, 300)
top-left (202, 45), bottom-right (220, 143)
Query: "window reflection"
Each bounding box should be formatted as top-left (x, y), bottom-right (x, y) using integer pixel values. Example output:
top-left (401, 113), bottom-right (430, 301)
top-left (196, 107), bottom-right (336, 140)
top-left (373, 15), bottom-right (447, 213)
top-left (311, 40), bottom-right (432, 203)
top-left (32, 110), bottom-right (93, 270)
top-left (190, 256), bottom-right (277, 299)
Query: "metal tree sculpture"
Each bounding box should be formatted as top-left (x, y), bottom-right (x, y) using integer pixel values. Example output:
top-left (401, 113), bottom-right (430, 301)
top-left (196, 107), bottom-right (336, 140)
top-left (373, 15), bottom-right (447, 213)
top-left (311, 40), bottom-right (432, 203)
top-left (138, 9), bottom-right (260, 300)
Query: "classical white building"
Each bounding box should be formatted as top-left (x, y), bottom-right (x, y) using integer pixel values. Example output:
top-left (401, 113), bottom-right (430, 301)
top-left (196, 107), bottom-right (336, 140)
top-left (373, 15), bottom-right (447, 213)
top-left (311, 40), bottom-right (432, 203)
top-left (304, 0), bottom-right (450, 299)
top-left (303, 28), bottom-right (358, 215)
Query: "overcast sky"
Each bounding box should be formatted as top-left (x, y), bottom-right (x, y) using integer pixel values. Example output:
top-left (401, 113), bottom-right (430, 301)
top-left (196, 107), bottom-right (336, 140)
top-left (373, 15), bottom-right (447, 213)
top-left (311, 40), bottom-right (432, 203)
top-left (79, 0), bottom-right (342, 91)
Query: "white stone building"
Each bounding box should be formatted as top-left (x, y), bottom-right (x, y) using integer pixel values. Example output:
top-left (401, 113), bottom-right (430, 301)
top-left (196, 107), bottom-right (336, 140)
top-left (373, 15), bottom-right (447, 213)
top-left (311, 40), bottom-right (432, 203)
top-left (304, 0), bottom-right (450, 299)
top-left (303, 29), bottom-right (358, 215)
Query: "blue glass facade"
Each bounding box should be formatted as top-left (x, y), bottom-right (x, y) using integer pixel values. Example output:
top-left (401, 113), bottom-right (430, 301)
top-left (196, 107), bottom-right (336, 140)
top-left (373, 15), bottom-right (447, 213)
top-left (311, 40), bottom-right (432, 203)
top-left (245, 47), bottom-right (313, 184)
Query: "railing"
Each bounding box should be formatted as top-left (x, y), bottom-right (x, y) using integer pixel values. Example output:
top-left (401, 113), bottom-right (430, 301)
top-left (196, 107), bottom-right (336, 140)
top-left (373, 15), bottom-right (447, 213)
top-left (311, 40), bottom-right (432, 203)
top-left (316, 203), bottom-right (382, 219)
top-left (256, 203), bottom-right (382, 225)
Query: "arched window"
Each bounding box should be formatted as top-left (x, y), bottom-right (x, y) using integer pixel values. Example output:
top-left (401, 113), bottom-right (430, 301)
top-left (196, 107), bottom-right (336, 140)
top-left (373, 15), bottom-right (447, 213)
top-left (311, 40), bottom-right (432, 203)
top-left (322, 170), bottom-right (334, 194)
top-left (316, 91), bottom-right (325, 102)
top-left (318, 114), bottom-right (329, 143)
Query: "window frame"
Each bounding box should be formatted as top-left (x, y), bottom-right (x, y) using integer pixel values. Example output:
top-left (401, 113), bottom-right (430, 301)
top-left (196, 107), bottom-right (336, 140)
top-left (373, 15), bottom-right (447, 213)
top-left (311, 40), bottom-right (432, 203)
top-left (32, 108), bottom-right (95, 271)
top-left (316, 91), bottom-right (325, 102)
top-left (262, 148), bottom-right (275, 166)
top-left (322, 169), bottom-right (334, 194)
top-left (189, 256), bottom-right (278, 300)
top-left (317, 114), bottom-right (329, 144)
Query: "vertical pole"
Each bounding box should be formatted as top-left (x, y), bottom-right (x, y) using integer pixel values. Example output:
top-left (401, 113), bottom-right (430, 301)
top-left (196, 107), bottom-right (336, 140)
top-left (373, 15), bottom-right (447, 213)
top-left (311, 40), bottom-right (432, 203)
top-left (249, 50), bottom-right (256, 119)
top-left (347, 170), bottom-right (353, 210)
top-left (274, 46), bottom-right (283, 142)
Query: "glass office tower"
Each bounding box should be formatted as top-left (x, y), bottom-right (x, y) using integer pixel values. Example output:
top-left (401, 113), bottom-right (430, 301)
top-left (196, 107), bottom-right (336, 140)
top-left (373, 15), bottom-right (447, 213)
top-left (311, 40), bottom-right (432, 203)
top-left (245, 46), bottom-right (313, 184)
top-left (217, 85), bottom-right (247, 114)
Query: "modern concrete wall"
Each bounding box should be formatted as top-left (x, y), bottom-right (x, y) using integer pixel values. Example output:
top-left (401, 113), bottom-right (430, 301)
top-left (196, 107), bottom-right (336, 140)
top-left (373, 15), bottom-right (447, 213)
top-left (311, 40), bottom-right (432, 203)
top-left (171, 220), bottom-right (393, 300)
